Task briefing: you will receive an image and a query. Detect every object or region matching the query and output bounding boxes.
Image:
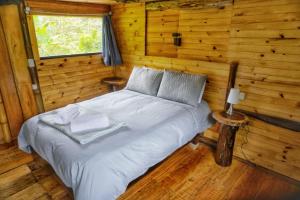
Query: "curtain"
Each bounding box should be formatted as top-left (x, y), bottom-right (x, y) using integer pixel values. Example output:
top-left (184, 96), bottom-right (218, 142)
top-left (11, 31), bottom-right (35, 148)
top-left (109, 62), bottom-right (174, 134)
top-left (0, 0), bottom-right (19, 5)
top-left (102, 15), bottom-right (122, 66)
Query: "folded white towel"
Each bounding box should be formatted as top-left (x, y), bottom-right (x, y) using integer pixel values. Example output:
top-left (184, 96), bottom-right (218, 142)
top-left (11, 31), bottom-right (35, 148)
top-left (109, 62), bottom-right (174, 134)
top-left (70, 113), bottom-right (110, 134)
top-left (55, 104), bottom-right (80, 125)
top-left (39, 105), bottom-right (127, 144)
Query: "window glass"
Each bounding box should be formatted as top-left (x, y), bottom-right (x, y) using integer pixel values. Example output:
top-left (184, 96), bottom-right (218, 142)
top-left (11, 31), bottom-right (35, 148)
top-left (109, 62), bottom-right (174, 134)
top-left (33, 15), bottom-right (102, 58)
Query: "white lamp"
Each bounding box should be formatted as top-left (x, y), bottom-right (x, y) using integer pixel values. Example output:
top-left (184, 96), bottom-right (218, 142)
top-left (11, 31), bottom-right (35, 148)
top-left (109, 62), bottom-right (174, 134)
top-left (226, 88), bottom-right (240, 115)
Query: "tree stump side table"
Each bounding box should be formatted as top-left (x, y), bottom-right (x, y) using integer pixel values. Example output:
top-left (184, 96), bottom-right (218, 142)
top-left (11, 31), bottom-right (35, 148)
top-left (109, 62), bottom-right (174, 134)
top-left (102, 77), bottom-right (127, 92)
top-left (212, 111), bottom-right (248, 167)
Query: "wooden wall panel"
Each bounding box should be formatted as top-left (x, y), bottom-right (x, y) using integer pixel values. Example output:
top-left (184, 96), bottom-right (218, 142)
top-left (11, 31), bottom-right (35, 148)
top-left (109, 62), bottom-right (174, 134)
top-left (36, 55), bottom-right (113, 111)
top-left (0, 91), bottom-right (10, 144)
top-left (230, 0), bottom-right (300, 181)
top-left (178, 6), bottom-right (232, 62)
top-left (229, 0), bottom-right (300, 122)
top-left (112, 2), bottom-right (300, 181)
top-left (112, 3), bottom-right (145, 56)
top-left (0, 13), bottom-right (24, 141)
top-left (113, 4), bottom-right (230, 112)
top-left (146, 6), bottom-right (232, 62)
top-left (24, 1), bottom-right (115, 111)
top-left (146, 10), bottom-right (179, 57)
top-left (0, 5), bottom-right (38, 120)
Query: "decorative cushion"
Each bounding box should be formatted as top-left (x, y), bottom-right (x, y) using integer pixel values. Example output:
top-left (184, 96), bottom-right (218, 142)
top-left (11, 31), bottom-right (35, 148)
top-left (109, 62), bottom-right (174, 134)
top-left (125, 66), bottom-right (163, 96)
top-left (157, 70), bottom-right (207, 106)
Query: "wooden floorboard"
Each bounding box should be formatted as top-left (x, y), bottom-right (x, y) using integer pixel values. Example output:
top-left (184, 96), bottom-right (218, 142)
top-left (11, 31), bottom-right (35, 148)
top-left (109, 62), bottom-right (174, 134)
top-left (0, 143), bottom-right (299, 200)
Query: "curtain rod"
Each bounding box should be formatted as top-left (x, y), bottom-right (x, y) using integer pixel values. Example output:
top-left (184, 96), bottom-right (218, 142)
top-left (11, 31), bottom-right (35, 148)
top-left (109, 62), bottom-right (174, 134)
top-left (26, 7), bottom-right (112, 17)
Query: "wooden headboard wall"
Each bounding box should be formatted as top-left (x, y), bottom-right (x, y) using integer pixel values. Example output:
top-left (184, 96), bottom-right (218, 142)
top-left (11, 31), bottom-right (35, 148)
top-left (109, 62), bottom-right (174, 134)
top-left (118, 56), bottom-right (232, 111)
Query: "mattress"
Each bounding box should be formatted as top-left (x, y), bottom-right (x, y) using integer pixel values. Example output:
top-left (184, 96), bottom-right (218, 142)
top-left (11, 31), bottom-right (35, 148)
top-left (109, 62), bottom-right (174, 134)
top-left (18, 90), bottom-right (213, 200)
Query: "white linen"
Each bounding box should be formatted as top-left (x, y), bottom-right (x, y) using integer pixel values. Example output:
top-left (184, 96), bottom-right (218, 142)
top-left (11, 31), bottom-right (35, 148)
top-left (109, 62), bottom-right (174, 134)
top-left (18, 90), bottom-right (212, 200)
top-left (39, 108), bottom-right (126, 145)
top-left (70, 113), bottom-right (110, 134)
top-left (52, 104), bottom-right (80, 125)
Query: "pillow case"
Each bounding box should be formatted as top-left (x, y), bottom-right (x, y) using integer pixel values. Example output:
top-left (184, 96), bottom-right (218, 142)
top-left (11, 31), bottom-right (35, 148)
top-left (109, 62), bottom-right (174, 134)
top-left (125, 66), bottom-right (163, 96)
top-left (157, 70), bottom-right (207, 106)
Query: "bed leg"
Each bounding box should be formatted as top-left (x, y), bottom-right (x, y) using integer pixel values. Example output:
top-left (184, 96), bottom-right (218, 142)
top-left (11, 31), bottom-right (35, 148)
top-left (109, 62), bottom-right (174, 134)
top-left (189, 132), bottom-right (204, 150)
top-left (189, 142), bottom-right (200, 150)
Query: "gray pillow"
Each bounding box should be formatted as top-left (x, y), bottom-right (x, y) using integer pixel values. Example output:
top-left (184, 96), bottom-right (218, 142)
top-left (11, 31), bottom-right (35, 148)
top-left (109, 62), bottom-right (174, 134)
top-left (126, 66), bottom-right (163, 96)
top-left (157, 70), bottom-right (207, 106)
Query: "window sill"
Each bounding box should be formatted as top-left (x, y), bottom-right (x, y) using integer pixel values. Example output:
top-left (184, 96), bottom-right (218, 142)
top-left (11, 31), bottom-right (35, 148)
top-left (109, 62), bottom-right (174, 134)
top-left (40, 52), bottom-right (102, 60)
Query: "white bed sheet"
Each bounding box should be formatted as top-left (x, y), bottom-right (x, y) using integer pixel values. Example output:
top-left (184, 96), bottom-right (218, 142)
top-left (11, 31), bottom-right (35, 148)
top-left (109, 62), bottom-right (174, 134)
top-left (18, 90), bottom-right (213, 200)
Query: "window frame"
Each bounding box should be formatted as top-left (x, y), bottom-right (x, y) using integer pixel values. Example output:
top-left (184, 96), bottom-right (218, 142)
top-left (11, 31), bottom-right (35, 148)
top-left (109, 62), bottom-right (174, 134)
top-left (28, 14), bottom-right (103, 60)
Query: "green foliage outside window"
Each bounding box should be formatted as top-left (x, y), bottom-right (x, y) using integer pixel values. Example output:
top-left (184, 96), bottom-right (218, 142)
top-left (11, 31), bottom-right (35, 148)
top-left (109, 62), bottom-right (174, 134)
top-left (33, 15), bottom-right (102, 57)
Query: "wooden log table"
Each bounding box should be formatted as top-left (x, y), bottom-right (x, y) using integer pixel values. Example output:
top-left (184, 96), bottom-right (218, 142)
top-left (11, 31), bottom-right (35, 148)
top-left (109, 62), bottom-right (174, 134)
top-left (102, 77), bottom-right (127, 92)
top-left (212, 111), bottom-right (248, 167)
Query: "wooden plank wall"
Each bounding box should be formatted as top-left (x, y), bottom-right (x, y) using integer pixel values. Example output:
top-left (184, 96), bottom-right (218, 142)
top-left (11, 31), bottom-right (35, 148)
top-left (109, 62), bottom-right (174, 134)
top-left (25, 1), bottom-right (114, 111)
top-left (0, 5), bottom-right (28, 143)
top-left (178, 7), bottom-right (231, 62)
top-left (112, 1), bottom-right (300, 180)
top-left (0, 91), bottom-right (10, 144)
top-left (113, 3), bottom-right (230, 112)
top-left (230, 0), bottom-right (300, 181)
top-left (146, 6), bottom-right (231, 62)
top-left (147, 10), bottom-right (179, 57)
top-left (0, 5), bottom-right (38, 120)
top-left (36, 55), bottom-right (113, 111)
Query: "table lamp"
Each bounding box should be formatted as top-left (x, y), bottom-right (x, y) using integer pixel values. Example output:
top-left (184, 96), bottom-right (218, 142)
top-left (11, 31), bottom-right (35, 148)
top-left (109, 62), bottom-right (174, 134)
top-left (226, 88), bottom-right (240, 115)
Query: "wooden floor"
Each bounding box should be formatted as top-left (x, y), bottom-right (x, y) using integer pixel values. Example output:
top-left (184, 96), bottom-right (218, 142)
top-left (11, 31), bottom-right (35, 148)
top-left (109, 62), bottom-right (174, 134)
top-left (0, 143), bottom-right (299, 200)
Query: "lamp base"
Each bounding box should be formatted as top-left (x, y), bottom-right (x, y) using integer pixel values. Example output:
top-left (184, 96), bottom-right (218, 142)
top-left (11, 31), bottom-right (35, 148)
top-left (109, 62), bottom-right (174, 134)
top-left (226, 104), bottom-right (233, 115)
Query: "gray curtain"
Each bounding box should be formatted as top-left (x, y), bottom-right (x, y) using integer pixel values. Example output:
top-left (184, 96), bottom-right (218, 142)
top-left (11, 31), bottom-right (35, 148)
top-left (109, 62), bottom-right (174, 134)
top-left (102, 15), bottom-right (122, 66)
top-left (0, 0), bottom-right (19, 5)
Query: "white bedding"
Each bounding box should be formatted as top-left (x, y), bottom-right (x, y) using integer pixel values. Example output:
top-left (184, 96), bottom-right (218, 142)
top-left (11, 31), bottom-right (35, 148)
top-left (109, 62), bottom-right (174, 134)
top-left (18, 90), bottom-right (212, 200)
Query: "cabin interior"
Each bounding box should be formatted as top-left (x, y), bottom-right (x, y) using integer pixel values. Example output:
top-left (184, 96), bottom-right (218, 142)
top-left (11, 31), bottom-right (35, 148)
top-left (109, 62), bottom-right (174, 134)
top-left (0, 0), bottom-right (300, 199)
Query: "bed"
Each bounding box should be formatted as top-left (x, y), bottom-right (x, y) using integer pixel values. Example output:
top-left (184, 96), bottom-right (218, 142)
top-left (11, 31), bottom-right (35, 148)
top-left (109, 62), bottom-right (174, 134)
top-left (18, 89), bottom-right (212, 200)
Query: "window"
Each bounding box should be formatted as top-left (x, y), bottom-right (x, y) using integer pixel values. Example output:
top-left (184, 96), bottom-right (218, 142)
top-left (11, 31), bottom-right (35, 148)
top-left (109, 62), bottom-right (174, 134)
top-left (33, 15), bottom-right (102, 58)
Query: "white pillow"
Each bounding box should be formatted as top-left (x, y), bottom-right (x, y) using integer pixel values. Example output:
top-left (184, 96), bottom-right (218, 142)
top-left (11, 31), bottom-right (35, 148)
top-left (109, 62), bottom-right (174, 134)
top-left (125, 66), bottom-right (163, 96)
top-left (157, 70), bottom-right (207, 106)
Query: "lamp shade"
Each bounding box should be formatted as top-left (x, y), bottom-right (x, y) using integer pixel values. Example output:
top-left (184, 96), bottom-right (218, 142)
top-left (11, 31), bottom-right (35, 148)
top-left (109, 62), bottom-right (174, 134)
top-left (227, 88), bottom-right (240, 104)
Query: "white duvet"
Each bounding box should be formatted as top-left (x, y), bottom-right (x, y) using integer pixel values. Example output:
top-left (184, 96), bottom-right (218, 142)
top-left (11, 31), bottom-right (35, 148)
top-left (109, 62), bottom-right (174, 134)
top-left (18, 90), bottom-right (212, 200)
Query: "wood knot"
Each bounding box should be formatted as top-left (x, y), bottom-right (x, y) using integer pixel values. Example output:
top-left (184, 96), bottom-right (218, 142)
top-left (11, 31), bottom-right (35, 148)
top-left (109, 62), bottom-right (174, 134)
top-left (265, 40), bottom-right (269, 43)
top-left (279, 93), bottom-right (284, 98)
top-left (260, 54), bottom-right (264, 57)
top-left (64, 58), bottom-right (67, 62)
top-left (213, 46), bottom-right (217, 50)
top-left (88, 61), bottom-right (92, 64)
top-left (279, 34), bottom-right (285, 39)
top-left (235, 12), bottom-right (243, 16)
top-left (40, 63), bottom-right (44, 66)
top-left (59, 64), bottom-right (63, 67)
top-left (271, 49), bottom-right (276, 53)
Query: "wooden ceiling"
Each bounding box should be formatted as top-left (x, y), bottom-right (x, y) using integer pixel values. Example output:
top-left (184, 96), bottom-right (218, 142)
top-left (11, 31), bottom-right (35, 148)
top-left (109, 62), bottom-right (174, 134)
top-left (57, 0), bottom-right (118, 4)
top-left (57, 0), bottom-right (231, 6)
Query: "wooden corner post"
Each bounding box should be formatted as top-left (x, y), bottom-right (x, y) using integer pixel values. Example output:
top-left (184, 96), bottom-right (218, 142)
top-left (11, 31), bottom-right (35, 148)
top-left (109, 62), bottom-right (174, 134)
top-left (224, 61), bottom-right (238, 111)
